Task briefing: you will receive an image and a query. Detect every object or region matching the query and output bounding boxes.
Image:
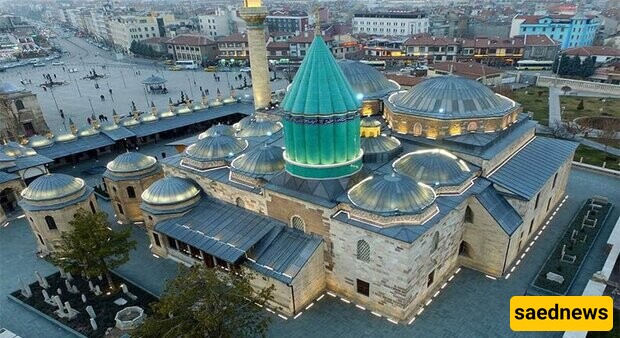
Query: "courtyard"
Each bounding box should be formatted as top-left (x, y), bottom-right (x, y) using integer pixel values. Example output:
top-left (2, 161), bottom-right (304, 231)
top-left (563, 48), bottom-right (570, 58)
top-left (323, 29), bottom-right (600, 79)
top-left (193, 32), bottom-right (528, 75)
top-left (1, 155), bottom-right (618, 337)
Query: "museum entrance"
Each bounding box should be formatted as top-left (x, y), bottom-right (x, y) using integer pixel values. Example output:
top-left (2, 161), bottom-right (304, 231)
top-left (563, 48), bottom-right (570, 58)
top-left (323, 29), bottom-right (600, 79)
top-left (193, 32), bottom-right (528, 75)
top-left (0, 188), bottom-right (19, 217)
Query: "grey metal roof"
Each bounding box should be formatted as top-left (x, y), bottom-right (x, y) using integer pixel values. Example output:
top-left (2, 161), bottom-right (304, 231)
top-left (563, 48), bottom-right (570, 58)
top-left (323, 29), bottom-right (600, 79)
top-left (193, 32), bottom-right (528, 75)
top-left (236, 119), bottom-right (283, 138)
top-left (231, 145), bottom-right (284, 176)
top-left (475, 184), bottom-right (522, 235)
top-left (185, 134), bottom-right (248, 161)
top-left (360, 135), bottom-right (402, 157)
top-left (21, 173), bottom-right (84, 201)
top-left (141, 75), bottom-right (167, 85)
top-left (141, 176), bottom-right (200, 206)
top-left (338, 60), bottom-right (399, 99)
top-left (0, 82), bottom-right (24, 94)
top-left (100, 124), bottom-right (136, 141)
top-left (19, 185), bottom-right (94, 212)
top-left (36, 134), bottom-right (115, 160)
top-left (388, 75), bottom-right (516, 119)
top-left (393, 150), bottom-right (472, 187)
top-left (1, 142), bottom-right (37, 157)
top-left (488, 137), bottom-right (579, 200)
top-left (348, 172), bottom-right (436, 215)
top-left (7, 154), bottom-right (53, 172)
top-left (0, 171), bottom-right (20, 184)
top-left (26, 135), bottom-right (54, 149)
top-left (155, 199), bottom-right (280, 263)
top-left (198, 124), bottom-right (236, 139)
top-left (106, 152), bottom-right (157, 173)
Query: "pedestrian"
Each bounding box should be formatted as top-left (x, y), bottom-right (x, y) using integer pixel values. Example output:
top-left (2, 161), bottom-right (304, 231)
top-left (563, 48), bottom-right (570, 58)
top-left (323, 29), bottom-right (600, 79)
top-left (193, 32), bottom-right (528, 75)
top-left (53, 74), bottom-right (56, 79)
top-left (62, 66), bottom-right (65, 72)
top-left (43, 86), bottom-right (47, 92)
top-left (104, 116), bottom-right (108, 122)
top-left (59, 109), bottom-right (65, 119)
top-left (87, 117), bottom-right (91, 125)
top-left (206, 89), bottom-right (209, 95)
top-left (109, 88), bottom-right (112, 95)
top-left (199, 86), bottom-right (203, 92)
top-left (28, 79), bottom-right (32, 84)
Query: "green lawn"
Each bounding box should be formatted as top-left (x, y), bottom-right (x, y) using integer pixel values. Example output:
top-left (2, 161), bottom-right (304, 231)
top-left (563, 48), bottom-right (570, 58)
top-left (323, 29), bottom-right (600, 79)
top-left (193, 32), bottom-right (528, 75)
top-left (560, 96), bottom-right (620, 122)
top-left (513, 86), bottom-right (549, 125)
top-left (574, 144), bottom-right (620, 171)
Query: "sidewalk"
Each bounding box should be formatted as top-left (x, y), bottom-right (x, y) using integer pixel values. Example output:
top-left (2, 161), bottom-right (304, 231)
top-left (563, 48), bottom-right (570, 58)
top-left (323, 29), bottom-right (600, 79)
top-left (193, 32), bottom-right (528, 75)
top-left (579, 138), bottom-right (620, 157)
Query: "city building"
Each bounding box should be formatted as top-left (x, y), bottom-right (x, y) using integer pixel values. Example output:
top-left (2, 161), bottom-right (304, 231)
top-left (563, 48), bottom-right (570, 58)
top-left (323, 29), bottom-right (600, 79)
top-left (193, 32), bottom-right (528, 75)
top-left (521, 34), bottom-right (560, 61)
top-left (461, 37), bottom-right (525, 66)
top-left (109, 13), bottom-right (175, 53)
top-left (403, 35), bottom-right (462, 62)
top-left (198, 8), bottom-right (237, 38)
top-left (510, 13), bottom-right (600, 49)
top-left (562, 46), bottom-right (620, 65)
top-left (0, 82), bottom-right (50, 140)
top-left (166, 34), bottom-right (218, 63)
top-left (428, 62), bottom-right (503, 85)
top-left (353, 11), bottom-right (429, 36)
top-left (216, 33), bottom-right (251, 61)
top-left (266, 9), bottom-right (308, 34)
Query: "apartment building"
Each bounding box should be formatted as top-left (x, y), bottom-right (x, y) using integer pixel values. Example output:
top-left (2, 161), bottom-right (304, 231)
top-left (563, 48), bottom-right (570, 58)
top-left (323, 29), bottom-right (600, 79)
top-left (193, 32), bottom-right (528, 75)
top-left (403, 35), bottom-right (462, 62)
top-left (109, 13), bottom-right (175, 52)
top-left (353, 12), bottom-right (429, 36)
top-left (510, 13), bottom-right (600, 49)
top-left (198, 8), bottom-right (238, 38)
top-left (167, 34), bottom-right (218, 63)
top-left (266, 9), bottom-right (308, 34)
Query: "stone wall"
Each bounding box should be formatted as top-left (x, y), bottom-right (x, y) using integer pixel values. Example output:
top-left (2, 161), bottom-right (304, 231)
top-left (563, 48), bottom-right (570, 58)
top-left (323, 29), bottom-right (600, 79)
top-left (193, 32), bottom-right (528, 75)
top-left (536, 76), bottom-right (620, 96)
top-left (291, 241), bottom-right (326, 312)
top-left (105, 172), bottom-right (163, 224)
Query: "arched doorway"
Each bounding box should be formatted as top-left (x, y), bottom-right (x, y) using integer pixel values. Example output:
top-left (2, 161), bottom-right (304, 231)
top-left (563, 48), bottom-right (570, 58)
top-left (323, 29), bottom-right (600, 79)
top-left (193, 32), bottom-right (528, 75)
top-left (0, 188), bottom-right (18, 217)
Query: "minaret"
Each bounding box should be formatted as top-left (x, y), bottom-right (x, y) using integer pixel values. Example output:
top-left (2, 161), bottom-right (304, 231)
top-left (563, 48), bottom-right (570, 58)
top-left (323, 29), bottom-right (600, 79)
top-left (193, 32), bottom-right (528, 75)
top-left (282, 35), bottom-right (363, 179)
top-left (239, 0), bottom-right (271, 111)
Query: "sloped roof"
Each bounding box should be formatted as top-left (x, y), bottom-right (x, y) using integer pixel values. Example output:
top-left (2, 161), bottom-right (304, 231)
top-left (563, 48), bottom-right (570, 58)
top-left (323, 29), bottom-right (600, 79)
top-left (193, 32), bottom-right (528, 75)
top-left (488, 137), bottom-right (578, 200)
top-left (563, 46), bottom-right (620, 57)
top-left (282, 35), bottom-right (360, 115)
top-left (167, 34), bottom-right (215, 46)
top-left (475, 184), bottom-right (522, 235)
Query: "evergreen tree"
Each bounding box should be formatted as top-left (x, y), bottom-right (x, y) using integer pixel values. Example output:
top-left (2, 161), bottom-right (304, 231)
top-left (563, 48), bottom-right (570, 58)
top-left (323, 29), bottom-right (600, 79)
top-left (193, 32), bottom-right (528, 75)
top-left (580, 56), bottom-right (596, 78)
top-left (129, 40), bottom-right (139, 55)
top-left (557, 54), bottom-right (572, 76)
top-left (577, 99), bottom-right (584, 111)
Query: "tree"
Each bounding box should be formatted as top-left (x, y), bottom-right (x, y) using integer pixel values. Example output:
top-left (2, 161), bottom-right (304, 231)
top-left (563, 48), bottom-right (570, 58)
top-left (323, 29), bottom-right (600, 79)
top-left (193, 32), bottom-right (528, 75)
top-left (132, 265), bottom-right (274, 338)
top-left (577, 99), bottom-right (584, 111)
top-left (561, 86), bottom-right (572, 95)
top-left (52, 209), bottom-right (136, 292)
top-left (580, 56), bottom-right (596, 78)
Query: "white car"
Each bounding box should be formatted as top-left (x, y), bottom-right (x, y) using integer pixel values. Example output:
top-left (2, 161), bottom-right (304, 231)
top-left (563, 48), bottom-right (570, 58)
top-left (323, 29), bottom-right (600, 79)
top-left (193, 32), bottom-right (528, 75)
top-left (400, 67), bottom-right (414, 73)
top-left (240, 67), bottom-right (252, 73)
top-left (51, 61), bottom-right (64, 66)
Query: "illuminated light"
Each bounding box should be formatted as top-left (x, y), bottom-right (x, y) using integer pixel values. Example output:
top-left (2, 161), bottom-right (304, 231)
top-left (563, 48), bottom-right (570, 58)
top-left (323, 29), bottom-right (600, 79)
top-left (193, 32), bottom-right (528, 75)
top-left (387, 318), bottom-right (398, 325)
top-left (294, 312), bottom-right (303, 319)
top-left (356, 93), bottom-right (364, 100)
top-left (534, 235), bottom-right (539, 241)
top-left (552, 211), bottom-right (557, 216)
top-left (278, 314), bottom-right (288, 320)
top-left (16, 215), bottom-right (25, 219)
top-left (106, 292), bottom-right (111, 295)
top-left (371, 311), bottom-right (382, 317)
top-left (510, 267), bottom-right (515, 272)
top-left (255, 302), bottom-right (263, 308)
top-left (455, 268), bottom-right (461, 274)
top-left (425, 299), bottom-right (432, 306)
top-left (516, 259), bottom-right (521, 265)
top-left (107, 227), bottom-right (113, 230)
top-left (441, 282), bottom-right (447, 289)
top-left (117, 221), bottom-right (123, 224)
top-left (152, 254), bottom-right (160, 258)
top-left (327, 292), bottom-right (337, 297)
top-left (542, 225), bottom-right (547, 230)
top-left (485, 275), bottom-right (497, 280)
top-left (433, 291), bottom-right (440, 298)
top-left (417, 307), bottom-right (425, 315)
top-left (525, 247), bottom-right (530, 253)
top-left (305, 303), bottom-right (314, 310)
top-left (266, 308), bottom-right (275, 314)
top-left (356, 304), bottom-right (366, 310)
top-left (340, 298), bottom-right (350, 304)
top-left (505, 273), bottom-right (511, 279)
top-left (148, 244), bottom-right (152, 249)
top-left (316, 294), bottom-right (324, 301)
top-left (408, 317), bottom-right (416, 325)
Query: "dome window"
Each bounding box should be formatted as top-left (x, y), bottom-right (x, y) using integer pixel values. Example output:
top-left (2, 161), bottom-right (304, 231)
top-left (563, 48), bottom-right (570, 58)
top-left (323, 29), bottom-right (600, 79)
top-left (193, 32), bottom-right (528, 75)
top-left (413, 123), bottom-right (422, 136)
top-left (467, 122), bottom-right (478, 132)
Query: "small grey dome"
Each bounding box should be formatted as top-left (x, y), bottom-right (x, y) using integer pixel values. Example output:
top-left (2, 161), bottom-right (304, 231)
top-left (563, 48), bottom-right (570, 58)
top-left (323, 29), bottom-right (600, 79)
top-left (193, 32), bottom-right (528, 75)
top-left (360, 135), bottom-right (402, 163)
top-left (0, 82), bottom-right (25, 94)
top-left (233, 115), bottom-right (254, 130)
top-left (361, 117), bottom-right (381, 128)
top-left (27, 135), bottom-right (54, 149)
top-left (338, 60), bottom-right (399, 99)
top-left (1, 141), bottom-right (37, 157)
top-left (231, 145), bottom-right (284, 176)
top-left (55, 133), bottom-right (77, 143)
top-left (389, 76), bottom-right (515, 119)
top-left (348, 172), bottom-right (436, 214)
top-left (141, 176), bottom-right (200, 206)
top-left (236, 118), bottom-right (282, 138)
top-left (185, 134), bottom-right (247, 161)
top-left (22, 173), bottom-right (85, 201)
top-left (106, 152), bottom-right (157, 173)
top-left (198, 124), bottom-right (236, 139)
top-left (393, 149), bottom-right (471, 187)
top-left (121, 117), bottom-right (140, 127)
top-left (78, 126), bottom-right (100, 137)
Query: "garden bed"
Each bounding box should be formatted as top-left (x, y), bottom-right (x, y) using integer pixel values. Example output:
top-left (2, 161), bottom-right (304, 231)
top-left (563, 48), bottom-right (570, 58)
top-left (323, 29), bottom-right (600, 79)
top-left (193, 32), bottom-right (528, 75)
top-left (10, 271), bottom-right (158, 337)
top-left (532, 198), bottom-right (613, 295)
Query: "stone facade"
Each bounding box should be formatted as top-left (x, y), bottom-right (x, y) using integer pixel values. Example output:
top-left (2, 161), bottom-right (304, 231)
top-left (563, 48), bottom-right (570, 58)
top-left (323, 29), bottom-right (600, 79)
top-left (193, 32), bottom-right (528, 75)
top-left (105, 172), bottom-right (163, 224)
top-left (0, 177), bottom-right (25, 224)
top-left (0, 88), bottom-right (49, 140)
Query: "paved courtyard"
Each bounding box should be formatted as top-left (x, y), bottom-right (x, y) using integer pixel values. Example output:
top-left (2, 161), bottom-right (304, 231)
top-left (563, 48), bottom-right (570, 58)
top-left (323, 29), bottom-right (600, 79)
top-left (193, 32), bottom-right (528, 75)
top-left (1, 163), bottom-right (618, 337)
top-left (1, 36), bottom-right (289, 134)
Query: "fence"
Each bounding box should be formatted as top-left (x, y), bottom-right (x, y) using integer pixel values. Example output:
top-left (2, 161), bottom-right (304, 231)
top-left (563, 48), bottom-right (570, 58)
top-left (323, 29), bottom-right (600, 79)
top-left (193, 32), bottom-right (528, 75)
top-left (536, 76), bottom-right (620, 96)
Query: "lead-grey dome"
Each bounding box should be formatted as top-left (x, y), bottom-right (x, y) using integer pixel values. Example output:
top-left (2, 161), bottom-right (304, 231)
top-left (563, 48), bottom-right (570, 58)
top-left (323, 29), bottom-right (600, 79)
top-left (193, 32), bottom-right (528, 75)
top-left (361, 117), bottom-right (381, 128)
top-left (348, 172), bottom-right (436, 215)
top-left (22, 173), bottom-right (85, 201)
top-left (393, 149), bottom-right (471, 187)
top-left (106, 152), bottom-right (157, 173)
top-left (236, 118), bottom-right (282, 138)
top-left (0, 82), bottom-right (25, 94)
top-left (27, 135), bottom-right (54, 149)
top-left (389, 76), bottom-right (515, 119)
top-left (231, 145), bottom-right (284, 176)
top-left (141, 176), bottom-right (200, 206)
top-left (339, 60), bottom-right (399, 99)
top-left (185, 134), bottom-right (248, 161)
top-left (233, 115), bottom-right (254, 130)
top-left (1, 141), bottom-right (37, 157)
top-left (198, 124), bottom-right (236, 139)
top-left (360, 135), bottom-right (402, 163)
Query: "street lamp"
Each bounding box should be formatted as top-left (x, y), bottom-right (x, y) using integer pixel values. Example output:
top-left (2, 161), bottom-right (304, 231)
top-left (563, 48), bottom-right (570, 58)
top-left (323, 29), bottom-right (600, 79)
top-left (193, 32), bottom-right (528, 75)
top-left (601, 99), bottom-right (607, 115)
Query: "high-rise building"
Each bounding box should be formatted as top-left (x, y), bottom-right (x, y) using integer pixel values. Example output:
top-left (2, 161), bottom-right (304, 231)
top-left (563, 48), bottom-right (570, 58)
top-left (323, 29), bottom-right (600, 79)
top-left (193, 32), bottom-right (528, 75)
top-left (265, 9), bottom-right (309, 34)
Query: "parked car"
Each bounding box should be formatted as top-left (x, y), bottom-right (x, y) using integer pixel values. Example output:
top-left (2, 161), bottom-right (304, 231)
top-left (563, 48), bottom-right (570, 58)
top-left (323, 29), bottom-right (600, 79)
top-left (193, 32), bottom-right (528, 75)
top-left (51, 61), bottom-right (64, 66)
top-left (28, 58), bottom-right (39, 64)
top-left (204, 66), bottom-right (217, 72)
top-left (163, 60), bottom-right (174, 65)
top-left (240, 67), bottom-right (252, 73)
top-left (169, 66), bottom-right (182, 71)
top-left (33, 62), bottom-right (46, 67)
top-left (400, 67), bottom-right (414, 73)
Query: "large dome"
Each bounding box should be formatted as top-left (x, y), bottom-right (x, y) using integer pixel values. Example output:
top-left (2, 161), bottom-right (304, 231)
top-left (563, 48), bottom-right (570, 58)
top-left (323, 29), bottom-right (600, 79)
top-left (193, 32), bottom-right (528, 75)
top-left (231, 145), bottom-right (284, 176)
top-left (388, 76), bottom-right (515, 119)
top-left (393, 149), bottom-right (471, 187)
top-left (141, 176), bottom-right (200, 206)
top-left (348, 172), bottom-right (436, 215)
top-left (185, 134), bottom-right (248, 161)
top-left (338, 60), bottom-right (399, 99)
top-left (236, 118), bottom-right (282, 137)
top-left (22, 173), bottom-right (85, 201)
top-left (198, 124), bottom-right (236, 139)
top-left (1, 141), bottom-right (37, 157)
top-left (106, 152), bottom-right (157, 173)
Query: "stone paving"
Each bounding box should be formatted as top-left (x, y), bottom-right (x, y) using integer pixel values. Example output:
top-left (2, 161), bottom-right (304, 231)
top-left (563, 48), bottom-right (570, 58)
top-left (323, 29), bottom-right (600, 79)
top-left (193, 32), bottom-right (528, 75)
top-left (1, 164), bottom-right (618, 337)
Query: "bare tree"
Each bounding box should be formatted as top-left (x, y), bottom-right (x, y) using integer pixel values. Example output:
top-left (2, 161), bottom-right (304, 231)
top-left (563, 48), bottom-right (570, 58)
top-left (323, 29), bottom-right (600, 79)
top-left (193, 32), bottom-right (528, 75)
top-left (561, 86), bottom-right (571, 95)
top-left (550, 120), bottom-right (592, 140)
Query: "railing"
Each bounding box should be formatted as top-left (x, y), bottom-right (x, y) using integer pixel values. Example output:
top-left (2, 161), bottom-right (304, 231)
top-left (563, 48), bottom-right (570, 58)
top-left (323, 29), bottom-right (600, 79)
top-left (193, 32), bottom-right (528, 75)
top-left (536, 76), bottom-right (620, 96)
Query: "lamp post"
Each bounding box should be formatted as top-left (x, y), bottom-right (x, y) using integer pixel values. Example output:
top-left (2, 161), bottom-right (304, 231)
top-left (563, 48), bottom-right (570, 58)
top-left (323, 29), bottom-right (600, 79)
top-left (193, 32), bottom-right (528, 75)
top-left (601, 99), bottom-right (606, 115)
top-left (554, 53), bottom-right (563, 86)
top-left (74, 78), bottom-right (82, 97)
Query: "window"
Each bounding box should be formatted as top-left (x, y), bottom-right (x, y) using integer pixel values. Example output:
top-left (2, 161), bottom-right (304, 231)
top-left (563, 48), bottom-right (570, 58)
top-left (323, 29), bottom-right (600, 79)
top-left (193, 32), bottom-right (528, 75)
top-left (427, 270), bottom-right (435, 287)
top-left (547, 197), bottom-right (553, 212)
top-left (464, 206), bottom-right (474, 223)
top-left (356, 279), bottom-right (370, 297)
top-left (413, 122), bottom-right (422, 136)
top-left (37, 233), bottom-right (45, 245)
top-left (153, 233), bottom-right (161, 247)
top-left (467, 122), bottom-right (477, 132)
top-left (236, 197), bottom-right (245, 208)
top-left (45, 216), bottom-right (57, 230)
top-left (552, 172), bottom-right (558, 188)
top-left (14, 99), bottom-right (25, 110)
top-left (168, 236), bottom-right (178, 250)
top-left (431, 232), bottom-right (439, 253)
top-left (528, 219), bottom-right (535, 235)
top-left (534, 193), bottom-right (540, 209)
top-left (459, 241), bottom-right (471, 257)
top-left (89, 200), bottom-right (96, 214)
top-left (117, 203), bottom-right (124, 215)
top-left (127, 186), bottom-right (136, 198)
top-left (291, 216), bottom-right (305, 232)
top-left (357, 240), bottom-right (370, 262)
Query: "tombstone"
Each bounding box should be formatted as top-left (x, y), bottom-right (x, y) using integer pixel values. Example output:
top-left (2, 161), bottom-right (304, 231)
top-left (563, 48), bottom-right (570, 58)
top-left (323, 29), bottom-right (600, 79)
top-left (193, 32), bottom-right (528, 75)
top-left (19, 278), bottom-right (32, 298)
top-left (81, 294), bottom-right (87, 303)
top-left (120, 283), bottom-right (137, 300)
top-left (66, 272), bottom-right (73, 281)
top-left (53, 295), bottom-right (64, 312)
top-left (88, 280), bottom-right (95, 292)
top-left (98, 275), bottom-right (103, 281)
top-left (94, 285), bottom-right (102, 296)
top-left (546, 272), bottom-right (564, 284)
top-left (63, 301), bottom-right (79, 319)
top-left (71, 285), bottom-right (79, 294)
top-left (90, 318), bottom-right (98, 331)
top-left (560, 245), bottom-right (576, 263)
top-left (59, 267), bottom-right (67, 279)
top-left (57, 287), bottom-right (62, 295)
top-left (35, 271), bottom-right (49, 289)
top-left (65, 279), bottom-right (72, 292)
top-left (42, 289), bottom-right (50, 302)
top-left (86, 305), bottom-right (96, 318)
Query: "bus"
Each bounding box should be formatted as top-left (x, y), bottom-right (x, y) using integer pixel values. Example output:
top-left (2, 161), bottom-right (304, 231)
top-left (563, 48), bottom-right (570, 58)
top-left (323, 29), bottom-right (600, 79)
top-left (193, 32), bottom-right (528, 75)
top-left (359, 60), bottom-right (386, 70)
top-left (515, 60), bottom-right (553, 70)
top-left (175, 60), bottom-right (197, 70)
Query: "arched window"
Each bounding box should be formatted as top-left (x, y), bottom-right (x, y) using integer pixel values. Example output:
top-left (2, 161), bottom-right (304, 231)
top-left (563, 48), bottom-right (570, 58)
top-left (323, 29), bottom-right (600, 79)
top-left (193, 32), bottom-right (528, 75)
top-left (291, 216), bottom-right (305, 232)
top-left (467, 122), bottom-right (477, 132)
top-left (89, 200), bottom-right (96, 214)
top-left (14, 99), bottom-right (25, 110)
top-left (236, 197), bottom-right (245, 208)
top-left (45, 216), bottom-right (57, 230)
top-left (459, 241), bottom-right (471, 257)
top-left (126, 186), bottom-right (136, 199)
top-left (431, 232), bottom-right (439, 253)
top-left (357, 240), bottom-right (370, 262)
top-left (464, 206), bottom-right (474, 223)
top-left (413, 122), bottom-right (423, 136)
top-left (117, 203), bottom-right (124, 215)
